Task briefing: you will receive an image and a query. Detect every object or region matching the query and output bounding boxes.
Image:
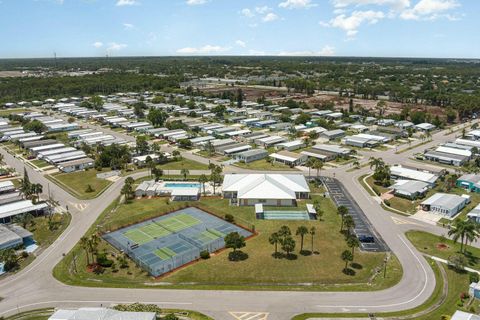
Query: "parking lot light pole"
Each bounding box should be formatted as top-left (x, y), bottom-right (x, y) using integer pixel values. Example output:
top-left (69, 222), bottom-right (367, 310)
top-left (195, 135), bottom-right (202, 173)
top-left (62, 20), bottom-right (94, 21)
top-left (383, 256), bottom-right (388, 278)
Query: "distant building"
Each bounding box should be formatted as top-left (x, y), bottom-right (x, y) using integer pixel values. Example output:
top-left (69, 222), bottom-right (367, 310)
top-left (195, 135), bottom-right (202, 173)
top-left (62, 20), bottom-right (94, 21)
top-left (457, 174), bottom-right (480, 193)
top-left (234, 149), bottom-right (268, 163)
top-left (269, 150), bottom-right (307, 167)
top-left (421, 193), bottom-right (469, 217)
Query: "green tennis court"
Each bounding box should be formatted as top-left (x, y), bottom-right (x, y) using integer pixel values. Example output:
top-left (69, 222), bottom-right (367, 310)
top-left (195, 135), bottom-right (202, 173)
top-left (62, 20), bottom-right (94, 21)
top-left (124, 229), bottom-right (152, 245)
top-left (154, 247), bottom-right (176, 260)
top-left (139, 223), bottom-right (171, 238)
top-left (175, 213), bottom-right (201, 226)
top-left (158, 214), bottom-right (200, 232)
top-left (208, 229), bottom-right (225, 238)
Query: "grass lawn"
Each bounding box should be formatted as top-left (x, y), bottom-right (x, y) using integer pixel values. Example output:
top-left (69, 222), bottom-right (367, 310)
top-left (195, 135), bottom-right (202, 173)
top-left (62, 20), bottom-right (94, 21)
top-left (49, 169), bottom-right (113, 200)
top-left (157, 158), bottom-right (209, 171)
top-left (234, 159), bottom-right (299, 171)
top-left (0, 108), bottom-right (31, 117)
top-left (385, 196), bottom-right (417, 214)
top-left (30, 159), bottom-right (51, 169)
top-left (54, 196), bottom-right (402, 291)
top-left (294, 230), bottom-right (477, 319)
top-left (28, 213), bottom-right (71, 246)
top-left (5, 308), bottom-right (54, 320)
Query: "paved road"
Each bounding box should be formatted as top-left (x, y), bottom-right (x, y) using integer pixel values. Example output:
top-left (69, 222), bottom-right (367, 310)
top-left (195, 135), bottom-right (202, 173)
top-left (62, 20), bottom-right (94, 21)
top-left (0, 121), bottom-right (476, 320)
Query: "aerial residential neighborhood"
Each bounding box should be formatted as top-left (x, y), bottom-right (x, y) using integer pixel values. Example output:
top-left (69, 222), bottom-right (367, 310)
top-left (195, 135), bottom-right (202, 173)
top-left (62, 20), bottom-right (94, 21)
top-left (1, 1), bottom-right (480, 320)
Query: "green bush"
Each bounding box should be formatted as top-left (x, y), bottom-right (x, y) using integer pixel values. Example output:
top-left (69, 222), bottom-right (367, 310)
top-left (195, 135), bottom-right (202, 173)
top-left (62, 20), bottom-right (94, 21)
top-left (384, 200), bottom-right (391, 206)
top-left (225, 214), bottom-right (234, 223)
top-left (96, 253), bottom-right (114, 268)
top-left (200, 250), bottom-right (210, 259)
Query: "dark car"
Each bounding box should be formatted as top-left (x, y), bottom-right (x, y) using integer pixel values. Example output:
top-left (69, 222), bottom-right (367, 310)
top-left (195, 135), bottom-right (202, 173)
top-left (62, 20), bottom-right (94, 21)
top-left (358, 235), bottom-right (375, 243)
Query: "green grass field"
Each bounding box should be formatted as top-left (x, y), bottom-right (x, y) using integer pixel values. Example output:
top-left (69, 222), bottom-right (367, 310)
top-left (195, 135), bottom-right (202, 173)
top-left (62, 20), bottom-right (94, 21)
top-left (54, 195), bottom-right (403, 291)
top-left (158, 158), bottom-right (209, 170)
top-left (49, 169), bottom-right (113, 199)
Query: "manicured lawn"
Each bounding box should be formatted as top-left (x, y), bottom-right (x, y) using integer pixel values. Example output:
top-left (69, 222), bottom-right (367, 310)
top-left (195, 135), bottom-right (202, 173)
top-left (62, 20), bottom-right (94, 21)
top-left (0, 108), bottom-right (31, 117)
top-left (49, 169), bottom-right (113, 199)
top-left (5, 308), bottom-right (54, 320)
top-left (234, 159), bottom-right (299, 171)
top-left (386, 196), bottom-right (417, 214)
top-left (54, 196), bottom-right (402, 291)
top-left (406, 230), bottom-right (480, 270)
top-left (158, 158), bottom-right (208, 170)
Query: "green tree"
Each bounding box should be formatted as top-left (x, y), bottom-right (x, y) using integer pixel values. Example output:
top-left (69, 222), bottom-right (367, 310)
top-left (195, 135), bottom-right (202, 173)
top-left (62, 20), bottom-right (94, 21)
top-left (281, 236), bottom-right (296, 257)
top-left (136, 135), bottom-right (150, 155)
top-left (198, 174), bottom-right (208, 196)
top-left (347, 236), bottom-right (360, 260)
top-left (296, 226), bottom-right (309, 252)
top-left (306, 157), bottom-right (316, 179)
top-left (147, 108), bottom-right (168, 127)
top-left (337, 205), bottom-right (349, 231)
top-left (269, 232), bottom-right (281, 258)
top-left (310, 226), bottom-right (316, 253)
top-left (90, 95), bottom-right (104, 111)
top-left (224, 232), bottom-right (246, 253)
top-left (341, 250), bottom-right (353, 271)
top-left (0, 249), bottom-right (19, 272)
top-left (313, 159), bottom-right (324, 178)
top-left (14, 213), bottom-right (34, 229)
top-left (343, 215), bottom-right (355, 237)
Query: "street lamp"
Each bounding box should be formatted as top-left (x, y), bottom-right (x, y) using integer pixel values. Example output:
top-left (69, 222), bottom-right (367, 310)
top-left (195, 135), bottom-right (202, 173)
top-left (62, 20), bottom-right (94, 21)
top-left (384, 256), bottom-right (388, 278)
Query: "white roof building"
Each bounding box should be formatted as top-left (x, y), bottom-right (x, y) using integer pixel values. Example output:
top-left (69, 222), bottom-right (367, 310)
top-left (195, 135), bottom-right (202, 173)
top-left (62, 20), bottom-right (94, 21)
top-left (390, 165), bottom-right (439, 185)
top-left (48, 308), bottom-right (156, 320)
top-left (222, 174), bottom-right (310, 206)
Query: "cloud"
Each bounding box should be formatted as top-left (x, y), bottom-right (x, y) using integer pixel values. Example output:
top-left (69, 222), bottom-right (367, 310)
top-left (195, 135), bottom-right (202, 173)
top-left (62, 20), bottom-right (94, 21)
top-left (92, 42), bottom-right (103, 48)
top-left (115, 0), bottom-right (139, 6)
top-left (279, 0), bottom-right (317, 9)
top-left (263, 12), bottom-right (279, 22)
top-left (235, 40), bottom-right (247, 48)
top-left (400, 0), bottom-right (459, 20)
top-left (241, 8), bottom-right (255, 17)
top-left (107, 42), bottom-right (127, 51)
top-left (255, 6), bottom-right (272, 14)
top-left (278, 45), bottom-right (335, 56)
top-left (176, 45), bottom-right (231, 54)
top-left (186, 0), bottom-right (207, 5)
top-left (332, 0), bottom-right (410, 11)
top-left (123, 23), bottom-right (134, 30)
top-left (326, 10), bottom-right (385, 38)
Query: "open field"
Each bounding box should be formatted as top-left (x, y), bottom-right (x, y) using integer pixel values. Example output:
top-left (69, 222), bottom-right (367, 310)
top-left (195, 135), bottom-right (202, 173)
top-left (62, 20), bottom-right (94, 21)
top-left (54, 196), bottom-right (401, 291)
top-left (48, 169), bottom-right (113, 200)
top-left (157, 158), bottom-right (209, 171)
top-left (29, 213), bottom-right (71, 247)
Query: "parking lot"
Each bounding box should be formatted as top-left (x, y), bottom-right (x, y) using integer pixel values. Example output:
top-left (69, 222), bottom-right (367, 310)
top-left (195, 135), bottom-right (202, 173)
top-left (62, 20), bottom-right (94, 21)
top-left (320, 177), bottom-right (388, 252)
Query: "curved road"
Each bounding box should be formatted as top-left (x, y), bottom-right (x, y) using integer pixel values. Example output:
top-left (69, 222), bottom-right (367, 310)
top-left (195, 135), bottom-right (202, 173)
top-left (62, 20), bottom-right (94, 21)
top-left (0, 123), bottom-right (474, 320)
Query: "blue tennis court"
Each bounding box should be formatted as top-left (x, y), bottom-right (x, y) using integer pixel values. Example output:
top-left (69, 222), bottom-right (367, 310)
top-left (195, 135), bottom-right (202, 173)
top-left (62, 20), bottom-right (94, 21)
top-left (103, 207), bottom-right (252, 277)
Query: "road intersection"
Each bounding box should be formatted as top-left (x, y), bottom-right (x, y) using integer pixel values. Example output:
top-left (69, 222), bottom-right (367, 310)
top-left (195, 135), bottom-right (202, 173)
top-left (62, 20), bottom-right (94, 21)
top-left (0, 122), bottom-right (475, 320)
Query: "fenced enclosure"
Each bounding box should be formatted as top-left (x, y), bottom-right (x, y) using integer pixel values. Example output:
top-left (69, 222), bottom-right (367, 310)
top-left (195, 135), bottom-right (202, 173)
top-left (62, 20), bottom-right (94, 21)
top-left (103, 207), bottom-right (252, 277)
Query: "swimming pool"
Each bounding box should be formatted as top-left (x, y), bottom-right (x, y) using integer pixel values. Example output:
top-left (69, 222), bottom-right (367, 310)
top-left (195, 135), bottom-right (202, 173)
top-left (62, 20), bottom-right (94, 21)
top-left (262, 210), bottom-right (311, 220)
top-left (164, 183), bottom-right (201, 189)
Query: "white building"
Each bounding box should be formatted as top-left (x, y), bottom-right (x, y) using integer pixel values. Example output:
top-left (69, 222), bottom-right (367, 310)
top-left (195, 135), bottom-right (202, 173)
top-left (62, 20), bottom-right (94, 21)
top-left (222, 174), bottom-right (310, 206)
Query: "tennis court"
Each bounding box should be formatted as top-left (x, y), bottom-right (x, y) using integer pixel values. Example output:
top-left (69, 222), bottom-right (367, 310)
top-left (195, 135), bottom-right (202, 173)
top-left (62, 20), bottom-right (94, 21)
top-left (103, 207), bottom-right (252, 277)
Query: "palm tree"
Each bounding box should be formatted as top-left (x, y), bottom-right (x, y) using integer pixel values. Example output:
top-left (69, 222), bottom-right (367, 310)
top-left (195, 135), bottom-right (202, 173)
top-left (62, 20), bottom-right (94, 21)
top-left (343, 215), bottom-right (355, 237)
top-left (337, 205), bottom-right (349, 231)
top-left (313, 159), bottom-right (324, 178)
top-left (281, 236), bottom-right (296, 258)
top-left (309, 226), bottom-right (316, 253)
top-left (198, 174), bottom-right (208, 196)
top-left (347, 236), bottom-right (360, 260)
top-left (269, 232), bottom-right (281, 258)
top-left (180, 168), bottom-right (189, 181)
top-left (80, 236), bottom-right (91, 266)
top-left (306, 157), bottom-right (316, 179)
top-left (14, 213), bottom-right (34, 229)
top-left (296, 226), bottom-right (309, 252)
top-left (369, 157), bottom-right (384, 170)
top-left (278, 225), bottom-right (291, 240)
top-left (353, 160), bottom-right (360, 169)
top-left (0, 249), bottom-right (19, 272)
top-left (448, 219), bottom-right (470, 253)
top-left (341, 250), bottom-right (353, 271)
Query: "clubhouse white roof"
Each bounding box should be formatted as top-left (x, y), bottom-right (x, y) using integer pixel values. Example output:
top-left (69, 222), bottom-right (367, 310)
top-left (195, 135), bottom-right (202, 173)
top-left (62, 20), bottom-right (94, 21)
top-left (223, 174), bottom-right (309, 200)
top-left (49, 308), bottom-right (155, 320)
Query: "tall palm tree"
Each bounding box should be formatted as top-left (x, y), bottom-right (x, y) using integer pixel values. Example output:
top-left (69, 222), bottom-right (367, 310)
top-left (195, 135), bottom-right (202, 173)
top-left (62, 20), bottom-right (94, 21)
top-left (369, 157), bottom-right (384, 170)
top-left (341, 250), bottom-right (353, 271)
top-left (343, 215), bottom-right (355, 237)
top-left (269, 232), bottom-right (281, 257)
top-left (296, 226), bottom-right (309, 252)
top-left (180, 168), bottom-right (189, 181)
top-left (310, 227), bottom-right (316, 253)
top-left (306, 158), bottom-right (316, 179)
top-left (198, 174), bottom-right (208, 196)
top-left (448, 219), bottom-right (470, 253)
top-left (347, 236), bottom-right (360, 260)
top-left (337, 205), bottom-right (349, 231)
top-left (313, 159), bottom-right (324, 178)
top-left (80, 236), bottom-right (91, 266)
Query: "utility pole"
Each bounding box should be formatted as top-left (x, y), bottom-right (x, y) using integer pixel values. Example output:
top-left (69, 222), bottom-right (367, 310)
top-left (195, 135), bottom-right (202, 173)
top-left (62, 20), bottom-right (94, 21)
top-left (383, 255), bottom-right (388, 278)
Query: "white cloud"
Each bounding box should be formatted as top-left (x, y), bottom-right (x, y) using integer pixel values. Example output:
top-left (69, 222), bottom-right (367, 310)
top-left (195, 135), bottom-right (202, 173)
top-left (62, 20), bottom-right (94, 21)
top-left (328, 10), bottom-right (385, 38)
top-left (115, 0), bottom-right (139, 6)
top-left (333, 0), bottom-right (410, 11)
top-left (241, 8), bottom-right (255, 17)
top-left (186, 0), bottom-right (207, 5)
top-left (400, 0), bottom-right (459, 20)
top-left (176, 45), bottom-right (231, 54)
top-left (279, 0), bottom-right (316, 9)
top-left (107, 42), bottom-right (127, 51)
top-left (278, 45), bottom-right (336, 56)
top-left (235, 40), bottom-right (247, 48)
top-left (92, 42), bottom-right (103, 48)
top-left (263, 12), bottom-right (279, 22)
top-left (123, 23), bottom-right (134, 30)
top-left (255, 6), bottom-right (272, 14)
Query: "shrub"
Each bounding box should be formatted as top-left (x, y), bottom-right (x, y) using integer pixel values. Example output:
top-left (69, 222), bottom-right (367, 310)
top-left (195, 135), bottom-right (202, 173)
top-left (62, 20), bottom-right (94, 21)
top-left (384, 200), bottom-right (391, 206)
top-left (85, 184), bottom-right (95, 193)
top-left (225, 214), bottom-right (234, 223)
top-left (200, 250), bottom-right (210, 259)
top-left (164, 314), bottom-right (179, 320)
top-left (96, 253), bottom-right (114, 268)
top-left (21, 251), bottom-right (29, 258)
top-left (470, 272), bottom-right (479, 283)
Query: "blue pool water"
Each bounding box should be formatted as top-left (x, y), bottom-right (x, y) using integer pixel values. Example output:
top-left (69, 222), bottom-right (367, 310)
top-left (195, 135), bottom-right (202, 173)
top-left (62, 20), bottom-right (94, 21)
top-left (263, 210), bottom-right (311, 220)
top-left (164, 183), bottom-right (201, 188)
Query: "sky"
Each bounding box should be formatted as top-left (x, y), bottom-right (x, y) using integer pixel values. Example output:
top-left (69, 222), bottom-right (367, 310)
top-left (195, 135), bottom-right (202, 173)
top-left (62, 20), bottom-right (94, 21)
top-left (0, 0), bottom-right (478, 59)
